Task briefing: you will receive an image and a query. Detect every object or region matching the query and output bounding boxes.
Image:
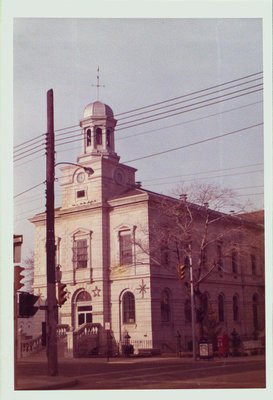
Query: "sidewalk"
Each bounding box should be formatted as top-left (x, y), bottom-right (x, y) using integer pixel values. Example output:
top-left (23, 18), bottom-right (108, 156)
top-left (16, 376), bottom-right (78, 391)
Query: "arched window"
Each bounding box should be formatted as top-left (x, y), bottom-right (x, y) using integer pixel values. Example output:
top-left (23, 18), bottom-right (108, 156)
top-left (233, 295), bottom-right (239, 321)
top-left (86, 129), bottom-right (91, 146)
top-left (218, 294), bottom-right (225, 322)
top-left (252, 294), bottom-right (259, 330)
top-left (123, 292), bottom-right (135, 324)
top-left (231, 250), bottom-right (238, 274)
top-left (95, 127), bottom-right (102, 145)
top-left (106, 129), bottom-right (111, 147)
top-left (251, 254), bottom-right (257, 275)
top-left (76, 290), bottom-right (92, 326)
top-left (160, 241), bottom-right (169, 266)
top-left (184, 299), bottom-right (192, 322)
top-left (201, 293), bottom-right (209, 319)
top-left (161, 289), bottom-right (171, 322)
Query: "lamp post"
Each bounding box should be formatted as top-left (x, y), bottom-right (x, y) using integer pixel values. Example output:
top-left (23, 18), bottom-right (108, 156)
top-left (55, 162), bottom-right (94, 176)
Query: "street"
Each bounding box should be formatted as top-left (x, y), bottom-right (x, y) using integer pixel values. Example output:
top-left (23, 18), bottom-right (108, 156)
top-left (17, 355), bottom-right (265, 390)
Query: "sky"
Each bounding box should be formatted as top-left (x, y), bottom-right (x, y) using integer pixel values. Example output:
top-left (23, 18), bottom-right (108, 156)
top-left (13, 17), bottom-right (265, 259)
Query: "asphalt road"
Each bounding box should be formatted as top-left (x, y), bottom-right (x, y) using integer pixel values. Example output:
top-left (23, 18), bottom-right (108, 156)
top-left (17, 355), bottom-right (266, 390)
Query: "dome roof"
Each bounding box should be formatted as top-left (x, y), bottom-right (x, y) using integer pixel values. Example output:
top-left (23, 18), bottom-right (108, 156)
top-left (83, 101), bottom-right (114, 119)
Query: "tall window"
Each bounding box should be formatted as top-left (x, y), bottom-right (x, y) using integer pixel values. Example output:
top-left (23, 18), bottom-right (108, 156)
top-left (73, 239), bottom-right (88, 268)
top-left (123, 292), bottom-right (135, 323)
top-left (86, 129), bottom-right (91, 146)
top-left (201, 293), bottom-right (209, 319)
top-left (233, 295), bottom-right (239, 321)
top-left (217, 244), bottom-right (223, 271)
top-left (76, 290), bottom-right (92, 326)
top-left (218, 294), bottom-right (225, 322)
top-left (160, 241), bottom-right (169, 266)
top-left (106, 129), bottom-right (111, 147)
top-left (231, 250), bottom-right (238, 274)
top-left (161, 290), bottom-right (171, 322)
top-left (251, 254), bottom-right (257, 275)
top-left (184, 299), bottom-right (192, 322)
top-left (95, 127), bottom-right (102, 145)
top-left (119, 231), bottom-right (133, 265)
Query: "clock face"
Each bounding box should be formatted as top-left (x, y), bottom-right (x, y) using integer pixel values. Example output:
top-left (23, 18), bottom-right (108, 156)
top-left (77, 172), bottom-right (85, 183)
top-left (114, 169), bottom-right (125, 184)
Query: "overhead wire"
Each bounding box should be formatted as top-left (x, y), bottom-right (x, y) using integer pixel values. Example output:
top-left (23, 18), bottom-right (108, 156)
top-left (123, 123), bottom-right (263, 163)
top-left (115, 71), bottom-right (263, 116)
top-left (53, 88), bottom-right (263, 148)
top-left (14, 182), bottom-right (45, 199)
top-left (116, 101), bottom-right (263, 142)
top-left (144, 169), bottom-right (263, 187)
top-left (14, 148), bottom-right (46, 163)
top-left (116, 80), bottom-right (263, 121)
top-left (141, 162), bottom-right (264, 183)
top-left (116, 88), bottom-right (263, 132)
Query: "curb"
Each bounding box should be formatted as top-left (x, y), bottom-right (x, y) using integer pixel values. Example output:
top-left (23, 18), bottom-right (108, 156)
top-left (16, 378), bottom-right (78, 391)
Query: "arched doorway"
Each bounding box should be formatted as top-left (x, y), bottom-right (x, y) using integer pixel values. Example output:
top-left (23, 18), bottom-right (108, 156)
top-left (74, 290), bottom-right (92, 328)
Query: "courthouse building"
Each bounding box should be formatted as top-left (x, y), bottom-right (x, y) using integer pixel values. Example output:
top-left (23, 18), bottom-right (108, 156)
top-left (31, 99), bottom-right (265, 355)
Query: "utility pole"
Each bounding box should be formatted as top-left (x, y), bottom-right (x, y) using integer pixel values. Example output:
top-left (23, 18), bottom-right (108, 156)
top-left (189, 244), bottom-right (197, 360)
top-left (46, 89), bottom-right (58, 376)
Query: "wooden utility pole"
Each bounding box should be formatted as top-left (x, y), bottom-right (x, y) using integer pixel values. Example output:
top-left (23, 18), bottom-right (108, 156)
top-left (46, 89), bottom-right (58, 376)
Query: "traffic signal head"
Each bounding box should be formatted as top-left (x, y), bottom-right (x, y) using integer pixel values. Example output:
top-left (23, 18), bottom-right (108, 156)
top-left (19, 292), bottom-right (39, 317)
top-left (178, 264), bottom-right (186, 280)
top-left (14, 265), bottom-right (25, 291)
top-left (58, 282), bottom-right (68, 307)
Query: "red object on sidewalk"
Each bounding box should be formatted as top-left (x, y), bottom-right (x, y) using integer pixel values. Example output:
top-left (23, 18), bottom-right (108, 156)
top-left (217, 334), bottom-right (229, 357)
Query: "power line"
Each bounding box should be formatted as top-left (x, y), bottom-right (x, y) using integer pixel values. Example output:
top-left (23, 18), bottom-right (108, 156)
top-left (13, 141), bottom-right (45, 158)
top-left (123, 123), bottom-right (263, 163)
top-left (14, 153), bottom-right (46, 168)
top-left (115, 71), bottom-right (263, 116)
top-left (144, 169), bottom-right (263, 187)
top-left (116, 101), bottom-right (263, 142)
top-left (14, 148), bottom-right (45, 163)
top-left (50, 71), bottom-right (263, 136)
top-left (116, 88), bottom-right (263, 131)
top-left (117, 79), bottom-right (263, 121)
top-left (14, 182), bottom-right (45, 199)
top-left (54, 89), bottom-right (263, 148)
top-left (13, 72), bottom-right (263, 152)
top-left (14, 134), bottom-right (45, 150)
top-left (237, 192), bottom-right (264, 197)
top-left (142, 162), bottom-right (264, 183)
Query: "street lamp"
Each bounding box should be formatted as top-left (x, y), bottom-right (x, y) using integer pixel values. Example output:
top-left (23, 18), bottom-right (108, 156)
top-left (55, 162), bottom-right (94, 176)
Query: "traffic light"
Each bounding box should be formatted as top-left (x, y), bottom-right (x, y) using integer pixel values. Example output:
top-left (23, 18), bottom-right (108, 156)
top-left (19, 292), bottom-right (39, 317)
top-left (178, 264), bottom-right (187, 280)
top-left (58, 282), bottom-right (68, 307)
top-left (14, 265), bottom-right (25, 291)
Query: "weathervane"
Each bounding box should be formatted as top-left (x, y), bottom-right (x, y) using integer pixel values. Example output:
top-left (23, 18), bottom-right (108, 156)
top-left (92, 66), bottom-right (105, 101)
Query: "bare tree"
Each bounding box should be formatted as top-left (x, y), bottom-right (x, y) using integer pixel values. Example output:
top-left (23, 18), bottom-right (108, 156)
top-left (134, 182), bottom-right (264, 342)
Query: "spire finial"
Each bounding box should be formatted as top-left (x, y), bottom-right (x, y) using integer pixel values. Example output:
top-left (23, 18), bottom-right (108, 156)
top-left (92, 66), bottom-right (105, 100)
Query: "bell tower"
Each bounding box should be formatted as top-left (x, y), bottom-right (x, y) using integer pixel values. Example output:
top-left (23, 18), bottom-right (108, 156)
top-left (77, 101), bottom-right (119, 164)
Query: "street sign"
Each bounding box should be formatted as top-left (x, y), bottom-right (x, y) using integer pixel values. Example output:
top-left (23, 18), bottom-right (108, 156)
top-left (105, 322), bottom-right (111, 330)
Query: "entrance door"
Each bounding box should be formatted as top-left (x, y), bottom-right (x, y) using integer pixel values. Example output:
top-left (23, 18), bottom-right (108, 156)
top-left (77, 305), bottom-right (93, 326)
